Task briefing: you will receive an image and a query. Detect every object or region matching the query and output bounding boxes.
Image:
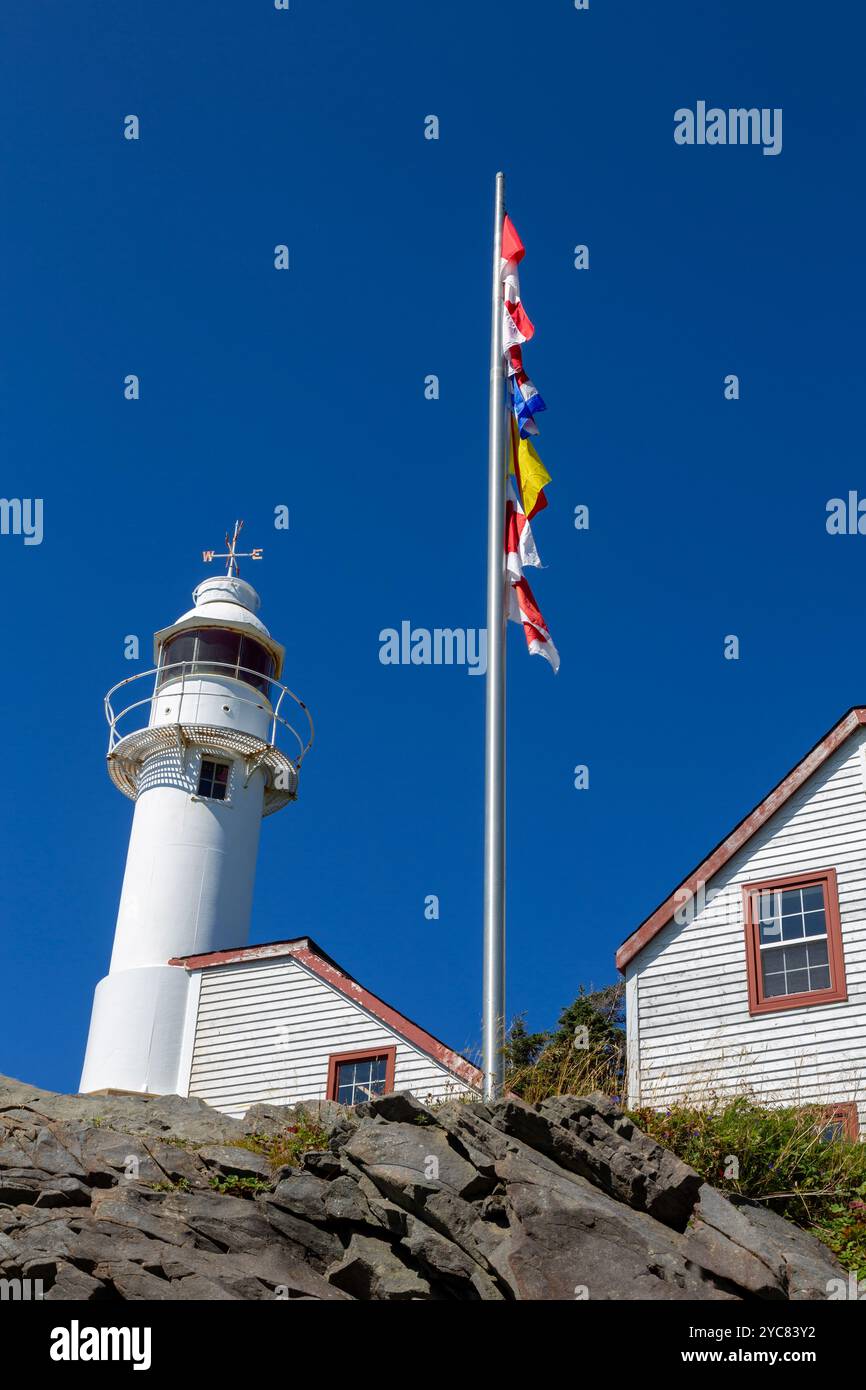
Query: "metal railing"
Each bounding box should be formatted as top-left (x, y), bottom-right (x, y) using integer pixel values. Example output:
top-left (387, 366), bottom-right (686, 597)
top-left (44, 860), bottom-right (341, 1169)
top-left (105, 659), bottom-right (314, 767)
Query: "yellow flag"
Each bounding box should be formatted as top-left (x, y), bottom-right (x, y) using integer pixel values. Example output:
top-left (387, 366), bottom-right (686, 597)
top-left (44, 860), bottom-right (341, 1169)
top-left (510, 432), bottom-right (551, 519)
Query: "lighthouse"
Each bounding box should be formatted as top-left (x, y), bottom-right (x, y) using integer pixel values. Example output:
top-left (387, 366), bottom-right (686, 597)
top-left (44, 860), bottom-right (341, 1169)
top-left (80, 524), bottom-right (313, 1096)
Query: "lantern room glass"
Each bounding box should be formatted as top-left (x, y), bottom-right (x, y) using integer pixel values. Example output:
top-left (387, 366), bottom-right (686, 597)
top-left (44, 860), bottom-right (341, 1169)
top-left (158, 628), bottom-right (275, 696)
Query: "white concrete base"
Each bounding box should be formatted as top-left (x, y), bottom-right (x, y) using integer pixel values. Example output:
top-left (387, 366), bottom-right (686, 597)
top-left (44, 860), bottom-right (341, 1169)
top-left (79, 966), bottom-right (191, 1096)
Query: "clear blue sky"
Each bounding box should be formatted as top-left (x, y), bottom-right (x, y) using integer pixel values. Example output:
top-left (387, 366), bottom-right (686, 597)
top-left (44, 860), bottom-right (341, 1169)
top-left (1, 1), bottom-right (864, 1093)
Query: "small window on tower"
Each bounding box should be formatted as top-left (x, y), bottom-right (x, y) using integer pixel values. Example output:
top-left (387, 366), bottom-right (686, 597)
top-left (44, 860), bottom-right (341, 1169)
top-left (197, 759), bottom-right (230, 801)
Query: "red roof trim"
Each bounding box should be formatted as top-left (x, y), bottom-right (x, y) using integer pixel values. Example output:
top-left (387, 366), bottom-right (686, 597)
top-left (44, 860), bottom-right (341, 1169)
top-left (169, 937), bottom-right (483, 1091)
top-left (616, 707), bottom-right (866, 972)
top-left (170, 938), bottom-right (315, 971)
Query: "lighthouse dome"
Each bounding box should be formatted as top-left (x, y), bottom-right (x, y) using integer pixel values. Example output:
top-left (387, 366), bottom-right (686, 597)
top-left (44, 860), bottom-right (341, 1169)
top-left (153, 574), bottom-right (285, 677)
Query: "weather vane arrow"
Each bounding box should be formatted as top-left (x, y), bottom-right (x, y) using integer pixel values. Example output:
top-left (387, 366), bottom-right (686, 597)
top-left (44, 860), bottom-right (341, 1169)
top-left (202, 519), bottom-right (263, 578)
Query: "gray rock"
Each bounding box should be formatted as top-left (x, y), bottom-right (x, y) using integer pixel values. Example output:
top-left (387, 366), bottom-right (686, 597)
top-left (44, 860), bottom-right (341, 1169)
top-left (0, 1178), bottom-right (54, 1205)
top-left (269, 1172), bottom-right (330, 1221)
top-left (486, 1154), bottom-right (734, 1301)
top-left (163, 1191), bottom-right (276, 1254)
top-left (400, 1215), bottom-right (505, 1300)
top-left (299, 1151), bottom-right (345, 1181)
top-left (173, 1274), bottom-right (245, 1299)
top-left (326, 1232), bottom-right (432, 1300)
top-left (323, 1175), bottom-right (378, 1225)
top-left (32, 1177), bottom-right (93, 1208)
top-left (0, 1074), bottom-right (244, 1145)
top-left (0, 1075), bottom-right (849, 1302)
top-left (354, 1092), bottom-right (436, 1125)
top-left (489, 1095), bottom-right (703, 1230)
top-left (89, 1191), bottom-right (194, 1248)
top-left (196, 1145), bottom-right (274, 1182)
top-left (260, 1197), bottom-right (343, 1268)
top-left (687, 1184), bottom-right (844, 1300)
top-left (43, 1262), bottom-right (108, 1301)
top-left (92, 1261), bottom-right (179, 1300)
top-left (79, 1128), bottom-right (209, 1189)
top-left (231, 1245), bottom-right (353, 1300)
top-left (344, 1119), bottom-right (489, 1201)
top-left (242, 1100), bottom-right (346, 1139)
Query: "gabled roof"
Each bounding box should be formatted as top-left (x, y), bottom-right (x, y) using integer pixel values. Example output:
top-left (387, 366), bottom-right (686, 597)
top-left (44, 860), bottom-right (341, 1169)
top-left (616, 707), bottom-right (866, 972)
top-left (168, 936), bottom-right (483, 1090)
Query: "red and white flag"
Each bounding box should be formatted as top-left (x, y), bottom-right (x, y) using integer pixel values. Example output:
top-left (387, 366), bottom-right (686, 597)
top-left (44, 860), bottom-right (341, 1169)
top-left (500, 215), bottom-right (535, 349)
top-left (508, 576), bottom-right (560, 674)
top-left (500, 214), bottom-right (525, 273)
top-left (505, 479), bottom-right (542, 582)
top-left (503, 298), bottom-right (535, 350)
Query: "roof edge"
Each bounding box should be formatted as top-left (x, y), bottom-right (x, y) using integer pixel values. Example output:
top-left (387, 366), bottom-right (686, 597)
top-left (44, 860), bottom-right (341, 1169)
top-left (616, 706), bottom-right (866, 973)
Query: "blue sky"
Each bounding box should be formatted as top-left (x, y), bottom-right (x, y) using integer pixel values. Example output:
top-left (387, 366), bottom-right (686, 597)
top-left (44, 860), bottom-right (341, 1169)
top-left (1, 1), bottom-right (864, 1093)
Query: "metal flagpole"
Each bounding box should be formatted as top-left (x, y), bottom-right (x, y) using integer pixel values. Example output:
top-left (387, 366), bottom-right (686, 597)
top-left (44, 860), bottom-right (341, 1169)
top-left (482, 171), bottom-right (507, 1101)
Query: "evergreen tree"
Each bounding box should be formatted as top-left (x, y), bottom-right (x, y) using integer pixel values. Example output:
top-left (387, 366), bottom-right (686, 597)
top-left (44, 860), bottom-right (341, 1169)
top-left (503, 1013), bottom-right (549, 1069)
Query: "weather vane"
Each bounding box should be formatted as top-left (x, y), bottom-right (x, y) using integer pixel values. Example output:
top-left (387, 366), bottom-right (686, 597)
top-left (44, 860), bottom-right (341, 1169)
top-left (202, 519), bottom-right (263, 578)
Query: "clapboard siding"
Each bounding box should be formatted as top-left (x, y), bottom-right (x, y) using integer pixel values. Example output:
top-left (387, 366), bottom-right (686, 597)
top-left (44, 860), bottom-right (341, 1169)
top-left (628, 731), bottom-right (866, 1132)
top-left (185, 955), bottom-right (475, 1116)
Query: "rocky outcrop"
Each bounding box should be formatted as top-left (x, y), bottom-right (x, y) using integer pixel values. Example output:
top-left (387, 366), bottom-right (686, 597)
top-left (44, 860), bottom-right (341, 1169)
top-left (0, 1075), bottom-right (844, 1300)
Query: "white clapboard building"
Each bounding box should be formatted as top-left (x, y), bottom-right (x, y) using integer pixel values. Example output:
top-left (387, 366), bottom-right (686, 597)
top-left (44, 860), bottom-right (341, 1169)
top-left (617, 708), bottom-right (866, 1138)
top-left (80, 531), bottom-right (481, 1113)
top-left (172, 938), bottom-right (481, 1117)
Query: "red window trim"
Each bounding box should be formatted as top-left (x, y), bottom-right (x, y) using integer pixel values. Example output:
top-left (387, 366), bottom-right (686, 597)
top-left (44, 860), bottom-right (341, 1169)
top-left (816, 1101), bottom-right (860, 1142)
top-left (326, 1046), bottom-right (396, 1103)
top-left (742, 867), bottom-right (847, 1016)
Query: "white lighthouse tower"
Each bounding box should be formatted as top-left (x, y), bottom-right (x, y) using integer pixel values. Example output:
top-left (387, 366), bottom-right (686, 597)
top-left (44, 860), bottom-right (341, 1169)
top-left (80, 523), bottom-right (313, 1096)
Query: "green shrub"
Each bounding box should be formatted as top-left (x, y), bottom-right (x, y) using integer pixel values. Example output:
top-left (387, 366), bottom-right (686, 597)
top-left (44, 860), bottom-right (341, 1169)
top-left (232, 1112), bottom-right (331, 1173)
top-left (208, 1174), bottom-right (272, 1197)
top-left (630, 1096), bottom-right (866, 1277)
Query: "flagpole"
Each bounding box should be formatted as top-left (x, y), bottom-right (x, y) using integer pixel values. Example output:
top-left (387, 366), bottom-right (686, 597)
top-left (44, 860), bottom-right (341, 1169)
top-left (482, 171), bottom-right (507, 1101)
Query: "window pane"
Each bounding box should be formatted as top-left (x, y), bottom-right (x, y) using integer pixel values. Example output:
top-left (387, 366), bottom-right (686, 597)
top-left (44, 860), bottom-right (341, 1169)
top-left (763, 970), bottom-right (787, 997)
top-left (802, 909), bottom-right (826, 937)
top-left (239, 636), bottom-right (275, 695)
top-left (780, 889), bottom-right (802, 916)
top-left (819, 1118), bottom-right (845, 1143)
top-left (802, 885), bottom-right (825, 912)
top-left (785, 969), bottom-right (809, 994)
top-left (758, 892), bottom-right (778, 924)
top-left (196, 629), bottom-right (241, 675)
top-left (757, 891), bottom-right (782, 943)
top-left (806, 938), bottom-right (829, 967)
top-left (784, 944), bottom-right (808, 971)
top-left (160, 631), bottom-right (197, 681)
top-left (197, 759), bottom-right (230, 801)
top-left (809, 965), bottom-right (831, 990)
top-left (240, 636), bottom-right (274, 676)
top-left (781, 915), bottom-right (805, 942)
